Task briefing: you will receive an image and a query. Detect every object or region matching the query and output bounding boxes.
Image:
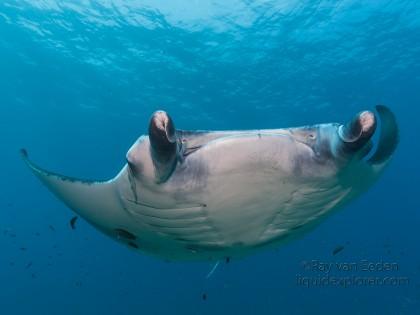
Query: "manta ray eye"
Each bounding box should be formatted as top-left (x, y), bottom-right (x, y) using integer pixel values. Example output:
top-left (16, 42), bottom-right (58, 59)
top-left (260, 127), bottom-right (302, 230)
top-left (308, 133), bottom-right (316, 140)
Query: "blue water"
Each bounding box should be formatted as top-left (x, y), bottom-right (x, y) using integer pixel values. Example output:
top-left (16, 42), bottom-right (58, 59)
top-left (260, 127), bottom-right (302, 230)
top-left (1, 1), bottom-right (419, 314)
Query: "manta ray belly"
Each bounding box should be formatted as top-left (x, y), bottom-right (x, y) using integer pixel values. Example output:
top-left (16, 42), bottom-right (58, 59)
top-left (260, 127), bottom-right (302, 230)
top-left (178, 134), bottom-right (351, 249)
top-left (117, 133), bottom-right (352, 260)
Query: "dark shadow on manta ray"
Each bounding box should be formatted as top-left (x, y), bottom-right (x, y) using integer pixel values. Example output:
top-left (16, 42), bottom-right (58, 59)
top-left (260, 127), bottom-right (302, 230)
top-left (20, 105), bottom-right (399, 261)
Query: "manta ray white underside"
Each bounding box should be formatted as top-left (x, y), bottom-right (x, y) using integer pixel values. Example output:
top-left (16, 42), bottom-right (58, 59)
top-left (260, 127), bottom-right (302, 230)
top-left (22, 106), bottom-right (398, 261)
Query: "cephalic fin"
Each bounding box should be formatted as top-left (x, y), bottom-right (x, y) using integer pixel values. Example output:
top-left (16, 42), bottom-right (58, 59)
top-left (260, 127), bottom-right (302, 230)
top-left (148, 111), bottom-right (179, 183)
top-left (368, 105), bottom-right (399, 165)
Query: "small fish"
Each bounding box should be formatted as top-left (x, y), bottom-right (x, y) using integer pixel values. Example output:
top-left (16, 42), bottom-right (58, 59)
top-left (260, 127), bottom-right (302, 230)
top-left (332, 245), bottom-right (345, 255)
top-left (202, 293), bottom-right (207, 301)
top-left (20, 247), bottom-right (27, 251)
top-left (225, 257), bottom-right (230, 264)
top-left (25, 262), bottom-right (33, 269)
top-left (70, 216), bottom-right (78, 230)
top-left (49, 225), bottom-right (56, 232)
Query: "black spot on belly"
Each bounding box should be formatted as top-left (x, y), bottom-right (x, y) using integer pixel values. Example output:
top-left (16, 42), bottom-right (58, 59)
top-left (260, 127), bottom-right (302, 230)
top-left (115, 228), bottom-right (136, 240)
top-left (186, 245), bottom-right (198, 253)
top-left (128, 242), bottom-right (139, 249)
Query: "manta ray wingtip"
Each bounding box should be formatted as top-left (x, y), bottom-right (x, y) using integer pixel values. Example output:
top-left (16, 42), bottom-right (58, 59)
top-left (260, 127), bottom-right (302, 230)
top-left (20, 148), bottom-right (44, 175)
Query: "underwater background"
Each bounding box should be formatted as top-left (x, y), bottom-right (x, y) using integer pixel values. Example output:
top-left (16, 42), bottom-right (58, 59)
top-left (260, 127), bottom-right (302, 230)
top-left (1, 0), bottom-right (419, 314)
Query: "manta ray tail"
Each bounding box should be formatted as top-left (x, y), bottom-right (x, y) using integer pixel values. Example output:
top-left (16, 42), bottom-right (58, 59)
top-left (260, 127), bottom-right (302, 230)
top-left (205, 260), bottom-right (220, 279)
top-left (20, 149), bottom-right (121, 226)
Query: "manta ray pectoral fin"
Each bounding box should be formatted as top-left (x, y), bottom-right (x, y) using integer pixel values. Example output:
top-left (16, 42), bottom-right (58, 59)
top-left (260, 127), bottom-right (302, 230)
top-left (148, 111), bottom-right (179, 183)
top-left (20, 149), bottom-right (121, 226)
top-left (368, 105), bottom-right (399, 165)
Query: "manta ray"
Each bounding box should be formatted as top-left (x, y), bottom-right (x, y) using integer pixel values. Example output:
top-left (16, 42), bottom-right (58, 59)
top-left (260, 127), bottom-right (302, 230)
top-left (22, 105), bottom-right (398, 261)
